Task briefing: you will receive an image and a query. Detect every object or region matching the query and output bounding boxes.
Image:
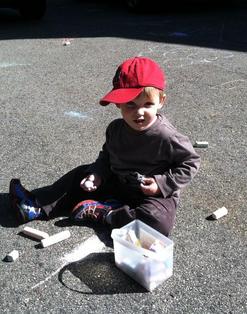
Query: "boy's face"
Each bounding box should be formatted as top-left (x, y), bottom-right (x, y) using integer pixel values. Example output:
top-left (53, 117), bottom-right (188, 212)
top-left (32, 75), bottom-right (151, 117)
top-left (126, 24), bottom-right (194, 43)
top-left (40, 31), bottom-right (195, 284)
top-left (116, 90), bottom-right (165, 131)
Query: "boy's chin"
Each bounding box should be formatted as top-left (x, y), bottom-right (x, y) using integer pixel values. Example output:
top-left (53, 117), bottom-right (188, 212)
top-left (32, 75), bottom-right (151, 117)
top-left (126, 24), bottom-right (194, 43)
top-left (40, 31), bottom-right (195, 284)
top-left (129, 119), bottom-right (156, 131)
top-left (129, 123), bottom-right (150, 131)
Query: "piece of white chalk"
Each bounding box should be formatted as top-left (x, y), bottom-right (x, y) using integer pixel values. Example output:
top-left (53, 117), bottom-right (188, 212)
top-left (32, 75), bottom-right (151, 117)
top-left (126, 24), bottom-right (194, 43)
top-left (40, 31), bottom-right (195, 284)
top-left (22, 226), bottom-right (49, 240)
top-left (211, 207), bottom-right (228, 219)
top-left (5, 250), bottom-right (19, 262)
top-left (84, 180), bottom-right (94, 189)
top-left (62, 39), bottom-right (71, 46)
top-left (194, 141), bottom-right (209, 148)
top-left (126, 230), bottom-right (141, 247)
top-left (41, 230), bottom-right (71, 248)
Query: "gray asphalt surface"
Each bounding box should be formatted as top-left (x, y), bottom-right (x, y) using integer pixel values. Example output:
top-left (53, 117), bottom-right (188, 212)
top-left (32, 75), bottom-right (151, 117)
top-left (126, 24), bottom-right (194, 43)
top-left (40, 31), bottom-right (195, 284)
top-left (0, 0), bottom-right (246, 313)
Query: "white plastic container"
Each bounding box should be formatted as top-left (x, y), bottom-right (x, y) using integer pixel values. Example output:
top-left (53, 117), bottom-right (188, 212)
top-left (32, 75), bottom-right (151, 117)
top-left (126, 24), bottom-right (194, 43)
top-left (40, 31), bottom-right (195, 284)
top-left (111, 220), bottom-right (174, 291)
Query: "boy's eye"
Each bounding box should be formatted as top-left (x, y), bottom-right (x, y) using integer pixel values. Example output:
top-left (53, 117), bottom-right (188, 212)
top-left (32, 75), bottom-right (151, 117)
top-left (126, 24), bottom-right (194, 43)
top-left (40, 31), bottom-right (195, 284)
top-left (125, 101), bottom-right (155, 109)
top-left (126, 102), bottom-right (136, 109)
top-left (144, 102), bottom-right (154, 108)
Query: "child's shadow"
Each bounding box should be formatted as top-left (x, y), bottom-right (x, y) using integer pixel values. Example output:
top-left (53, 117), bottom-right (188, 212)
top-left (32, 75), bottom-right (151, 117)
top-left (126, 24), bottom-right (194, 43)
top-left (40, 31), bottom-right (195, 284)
top-left (54, 216), bottom-right (114, 248)
top-left (0, 193), bottom-right (19, 228)
top-left (58, 252), bottom-right (147, 295)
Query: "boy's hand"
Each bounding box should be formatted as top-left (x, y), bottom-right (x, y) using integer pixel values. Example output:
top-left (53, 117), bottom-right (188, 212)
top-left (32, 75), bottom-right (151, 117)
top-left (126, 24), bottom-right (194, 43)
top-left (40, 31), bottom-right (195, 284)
top-left (140, 177), bottom-right (161, 196)
top-left (80, 173), bottom-right (102, 192)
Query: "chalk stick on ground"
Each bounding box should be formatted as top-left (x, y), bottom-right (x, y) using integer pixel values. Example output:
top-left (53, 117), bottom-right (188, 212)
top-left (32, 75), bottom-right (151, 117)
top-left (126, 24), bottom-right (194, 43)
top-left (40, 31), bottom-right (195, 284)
top-left (22, 226), bottom-right (49, 240)
top-left (5, 250), bottom-right (19, 262)
top-left (211, 207), bottom-right (228, 220)
top-left (62, 39), bottom-right (71, 46)
top-left (41, 230), bottom-right (71, 248)
top-left (193, 141), bottom-right (209, 148)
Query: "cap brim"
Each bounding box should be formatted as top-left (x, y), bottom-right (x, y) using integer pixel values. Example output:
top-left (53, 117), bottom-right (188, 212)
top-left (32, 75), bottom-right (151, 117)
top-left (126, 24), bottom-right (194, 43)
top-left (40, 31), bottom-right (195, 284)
top-left (99, 87), bottom-right (144, 106)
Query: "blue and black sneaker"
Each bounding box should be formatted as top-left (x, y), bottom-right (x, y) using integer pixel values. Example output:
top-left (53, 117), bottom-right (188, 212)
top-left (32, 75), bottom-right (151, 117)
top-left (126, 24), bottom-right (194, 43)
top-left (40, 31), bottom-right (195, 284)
top-left (9, 178), bottom-right (43, 224)
top-left (71, 199), bottom-right (122, 224)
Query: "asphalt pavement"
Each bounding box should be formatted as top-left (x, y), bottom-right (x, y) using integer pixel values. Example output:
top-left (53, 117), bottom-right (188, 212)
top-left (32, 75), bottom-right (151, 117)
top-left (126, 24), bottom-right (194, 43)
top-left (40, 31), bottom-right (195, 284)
top-left (0, 0), bottom-right (246, 313)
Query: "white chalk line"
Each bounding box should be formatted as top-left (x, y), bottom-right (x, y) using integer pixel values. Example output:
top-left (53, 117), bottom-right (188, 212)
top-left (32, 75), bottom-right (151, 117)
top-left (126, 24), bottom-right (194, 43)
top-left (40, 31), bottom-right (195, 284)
top-left (64, 108), bottom-right (102, 119)
top-left (31, 264), bottom-right (66, 290)
top-left (64, 111), bottom-right (89, 119)
top-left (210, 79), bottom-right (246, 90)
top-left (31, 235), bottom-right (105, 290)
top-left (62, 234), bottom-right (105, 264)
top-left (138, 46), bottom-right (235, 68)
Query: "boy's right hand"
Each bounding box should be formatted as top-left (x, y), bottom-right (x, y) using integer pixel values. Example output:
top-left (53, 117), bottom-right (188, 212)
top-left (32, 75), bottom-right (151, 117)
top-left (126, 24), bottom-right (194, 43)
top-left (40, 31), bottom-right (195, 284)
top-left (80, 173), bottom-right (102, 192)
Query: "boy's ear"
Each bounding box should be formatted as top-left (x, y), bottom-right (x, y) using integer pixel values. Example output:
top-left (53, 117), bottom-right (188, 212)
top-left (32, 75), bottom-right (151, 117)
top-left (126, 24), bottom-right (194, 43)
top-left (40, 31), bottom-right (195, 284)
top-left (158, 93), bottom-right (166, 109)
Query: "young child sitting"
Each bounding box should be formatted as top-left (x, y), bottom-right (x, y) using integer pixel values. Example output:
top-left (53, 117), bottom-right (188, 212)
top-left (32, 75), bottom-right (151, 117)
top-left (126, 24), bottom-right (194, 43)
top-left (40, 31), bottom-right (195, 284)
top-left (9, 56), bottom-right (200, 236)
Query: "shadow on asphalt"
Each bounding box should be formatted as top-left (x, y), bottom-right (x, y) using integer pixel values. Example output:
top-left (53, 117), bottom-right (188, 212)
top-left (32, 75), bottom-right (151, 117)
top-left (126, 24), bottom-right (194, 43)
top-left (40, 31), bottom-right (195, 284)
top-left (0, 191), bottom-right (145, 293)
top-left (0, 0), bottom-right (246, 51)
top-left (58, 252), bottom-right (147, 294)
top-left (0, 193), bottom-right (20, 228)
top-left (54, 217), bottom-right (114, 248)
top-left (0, 190), bottom-right (64, 228)
top-left (0, 192), bottom-right (115, 249)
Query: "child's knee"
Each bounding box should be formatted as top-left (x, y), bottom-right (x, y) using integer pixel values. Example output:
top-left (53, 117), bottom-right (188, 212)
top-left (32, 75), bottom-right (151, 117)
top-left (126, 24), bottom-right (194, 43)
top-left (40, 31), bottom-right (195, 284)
top-left (135, 197), bottom-right (176, 236)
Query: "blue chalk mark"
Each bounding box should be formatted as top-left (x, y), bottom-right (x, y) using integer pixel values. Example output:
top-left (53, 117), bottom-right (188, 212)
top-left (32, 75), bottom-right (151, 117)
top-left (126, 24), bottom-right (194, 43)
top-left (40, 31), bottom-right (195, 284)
top-left (0, 62), bottom-right (28, 68)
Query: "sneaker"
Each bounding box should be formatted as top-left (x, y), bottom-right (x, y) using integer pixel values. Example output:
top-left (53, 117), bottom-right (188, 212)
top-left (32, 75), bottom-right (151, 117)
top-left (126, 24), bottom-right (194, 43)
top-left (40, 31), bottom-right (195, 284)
top-left (71, 199), bottom-right (122, 224)
top-left (9, 178), bottom-right (43, 223)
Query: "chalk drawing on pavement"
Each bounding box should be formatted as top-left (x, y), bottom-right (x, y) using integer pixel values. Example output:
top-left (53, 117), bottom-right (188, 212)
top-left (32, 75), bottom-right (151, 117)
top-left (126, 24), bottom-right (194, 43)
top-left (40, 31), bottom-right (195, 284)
top-left (209, 79), bottom-right (246, 90)
top-left (0, 62), bottom-right (28, 68)
top-left (138, 46), bottom-right (235, 68)
top-left (64, 111), bottom-right (90, 119)
top-left (31, 235), bottom-right (105, 290)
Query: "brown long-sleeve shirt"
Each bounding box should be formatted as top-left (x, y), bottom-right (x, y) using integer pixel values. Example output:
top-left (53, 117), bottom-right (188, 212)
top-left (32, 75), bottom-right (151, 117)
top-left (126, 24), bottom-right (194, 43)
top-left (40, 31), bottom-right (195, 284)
top-left (88, 114), bottom-right (200, 202)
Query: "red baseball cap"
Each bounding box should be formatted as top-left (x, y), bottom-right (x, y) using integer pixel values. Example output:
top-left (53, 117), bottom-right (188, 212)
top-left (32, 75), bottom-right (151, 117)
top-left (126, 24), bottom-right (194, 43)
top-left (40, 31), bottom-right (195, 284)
top-left (99, 57), bottom-right (166, 106)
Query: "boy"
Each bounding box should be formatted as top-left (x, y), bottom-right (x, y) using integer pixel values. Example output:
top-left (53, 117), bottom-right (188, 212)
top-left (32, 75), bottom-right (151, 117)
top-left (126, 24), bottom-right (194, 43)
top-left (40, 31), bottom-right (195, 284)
top-left (9, 57), bottom-right (200, 236)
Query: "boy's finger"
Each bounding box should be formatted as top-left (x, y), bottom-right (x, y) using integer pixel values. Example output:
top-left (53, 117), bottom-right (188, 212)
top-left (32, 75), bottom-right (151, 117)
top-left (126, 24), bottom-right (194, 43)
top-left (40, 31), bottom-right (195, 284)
top-left (140, 183), bottom-right (151, 190)
top-left (142, 177), bottom-right (153, 185)
top-left (87, 174), bottom-right (95, 181)
top-left (80, 178), bottom-right (86, 186)
top-left (140, 185), bottom-right (152, 196)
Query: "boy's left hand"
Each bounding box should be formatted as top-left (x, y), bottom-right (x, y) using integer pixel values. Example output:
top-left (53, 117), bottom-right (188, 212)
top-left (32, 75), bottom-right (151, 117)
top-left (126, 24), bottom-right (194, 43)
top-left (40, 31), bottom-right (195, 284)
top-left (140, 177), bottom-right (161, 196)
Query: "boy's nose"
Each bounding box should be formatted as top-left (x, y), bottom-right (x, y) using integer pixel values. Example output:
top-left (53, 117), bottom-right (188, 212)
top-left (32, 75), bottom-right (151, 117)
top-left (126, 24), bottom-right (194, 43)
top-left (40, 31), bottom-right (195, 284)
top-left (136, 107), bottom-right (145, 115)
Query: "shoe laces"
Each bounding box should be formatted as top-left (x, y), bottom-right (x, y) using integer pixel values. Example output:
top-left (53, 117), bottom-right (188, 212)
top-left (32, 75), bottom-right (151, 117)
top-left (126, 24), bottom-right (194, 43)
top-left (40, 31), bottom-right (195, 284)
top-left (83, 204), bottom-right (106, 221)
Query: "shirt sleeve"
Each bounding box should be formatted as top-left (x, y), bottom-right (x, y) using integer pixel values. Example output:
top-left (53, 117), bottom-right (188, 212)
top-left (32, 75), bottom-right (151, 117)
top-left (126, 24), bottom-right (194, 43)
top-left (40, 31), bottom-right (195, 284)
top-left (86, 126), bottom-right (112, 181)
top-left (154, 133), bottom-right (200, 198)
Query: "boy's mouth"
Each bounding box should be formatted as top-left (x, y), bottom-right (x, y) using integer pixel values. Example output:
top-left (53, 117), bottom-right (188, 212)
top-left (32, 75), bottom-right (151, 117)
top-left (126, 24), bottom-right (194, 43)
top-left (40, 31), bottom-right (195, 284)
top-left (134, 118), bottom-right (145, 124)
